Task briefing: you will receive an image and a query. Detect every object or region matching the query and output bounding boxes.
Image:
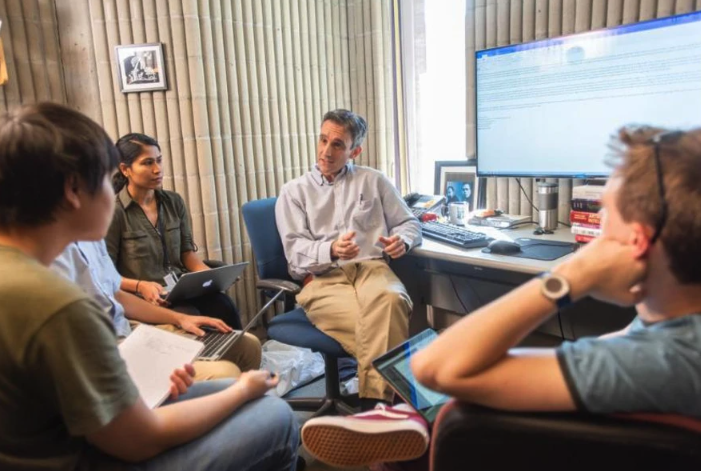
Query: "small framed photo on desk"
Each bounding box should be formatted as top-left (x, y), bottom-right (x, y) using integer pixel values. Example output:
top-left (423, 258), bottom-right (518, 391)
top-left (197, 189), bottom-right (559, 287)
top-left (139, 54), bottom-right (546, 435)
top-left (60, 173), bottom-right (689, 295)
top-left (435, 159), bottom-right (482, 211)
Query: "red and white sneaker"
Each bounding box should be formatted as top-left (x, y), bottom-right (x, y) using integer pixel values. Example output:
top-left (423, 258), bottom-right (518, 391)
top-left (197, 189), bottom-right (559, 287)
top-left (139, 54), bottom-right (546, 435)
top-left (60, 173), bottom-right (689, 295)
top-left (301, 404), bottom-right (430, 467)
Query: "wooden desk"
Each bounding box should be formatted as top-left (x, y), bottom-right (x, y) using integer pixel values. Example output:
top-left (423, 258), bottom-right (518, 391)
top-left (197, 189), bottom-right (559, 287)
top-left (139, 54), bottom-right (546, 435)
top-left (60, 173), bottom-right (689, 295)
top-left (395, 224), bottom-right (635, 342)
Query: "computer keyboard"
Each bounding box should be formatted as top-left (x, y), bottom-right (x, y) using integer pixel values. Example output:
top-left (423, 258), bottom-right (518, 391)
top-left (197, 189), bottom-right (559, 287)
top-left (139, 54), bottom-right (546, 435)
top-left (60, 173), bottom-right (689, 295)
top-left (196, 329), bottom-right (239, 359)
top-left (421, 221), bottom-right (493, 249)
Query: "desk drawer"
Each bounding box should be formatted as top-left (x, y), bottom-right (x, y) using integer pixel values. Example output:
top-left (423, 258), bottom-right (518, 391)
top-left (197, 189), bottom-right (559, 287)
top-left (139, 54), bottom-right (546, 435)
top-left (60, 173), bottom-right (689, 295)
top-left (420, 268), bottom-right (565, 338)
top-left (417, 257), bottom-right (533, 285)
top-left (421, 269), bottom-right (511, 313)
top-left (405, 255), bottom-right (634, 341)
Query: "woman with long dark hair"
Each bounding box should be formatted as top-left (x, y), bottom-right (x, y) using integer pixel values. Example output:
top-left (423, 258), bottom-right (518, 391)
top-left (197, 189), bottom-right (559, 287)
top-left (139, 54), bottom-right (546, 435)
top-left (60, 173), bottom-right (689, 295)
top-left (106, 133), bottom-right (242, 329)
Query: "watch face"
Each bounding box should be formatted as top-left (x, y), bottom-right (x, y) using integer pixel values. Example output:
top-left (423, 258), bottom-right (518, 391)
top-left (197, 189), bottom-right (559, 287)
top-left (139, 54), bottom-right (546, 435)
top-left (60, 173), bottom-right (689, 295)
top-left (542, 273), bottom-right (570, 301)
top-left (544, 276), bottom-right (564, 293)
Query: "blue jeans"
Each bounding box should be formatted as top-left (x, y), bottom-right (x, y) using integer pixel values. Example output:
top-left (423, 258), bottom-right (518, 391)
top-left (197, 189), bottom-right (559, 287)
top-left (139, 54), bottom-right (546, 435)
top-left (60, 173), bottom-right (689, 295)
top-left (91, 380), bottom-right (299, 471)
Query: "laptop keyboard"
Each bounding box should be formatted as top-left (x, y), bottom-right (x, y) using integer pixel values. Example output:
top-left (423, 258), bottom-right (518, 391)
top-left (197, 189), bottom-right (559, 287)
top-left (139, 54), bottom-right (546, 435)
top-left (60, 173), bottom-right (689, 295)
top-left (196, 330), bottom-right (238, 359)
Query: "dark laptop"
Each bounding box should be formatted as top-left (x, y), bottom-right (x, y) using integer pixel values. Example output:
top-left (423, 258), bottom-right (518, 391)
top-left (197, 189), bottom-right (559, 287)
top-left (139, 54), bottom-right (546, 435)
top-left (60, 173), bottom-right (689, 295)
top-left (164, 262), bottom-right (248, 305)
top-left (372, 329), bottom-right (451, 423)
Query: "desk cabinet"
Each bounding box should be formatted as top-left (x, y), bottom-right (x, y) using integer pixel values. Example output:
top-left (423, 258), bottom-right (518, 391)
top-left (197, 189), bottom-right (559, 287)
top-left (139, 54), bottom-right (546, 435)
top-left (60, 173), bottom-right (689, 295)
top-left (394, 254), bottom-right (636, 342)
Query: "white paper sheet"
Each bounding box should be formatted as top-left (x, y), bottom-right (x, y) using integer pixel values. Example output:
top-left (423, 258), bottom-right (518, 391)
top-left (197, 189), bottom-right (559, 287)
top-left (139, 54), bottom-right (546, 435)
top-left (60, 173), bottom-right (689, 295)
top-left (118, 325), bottom-right (204, 408)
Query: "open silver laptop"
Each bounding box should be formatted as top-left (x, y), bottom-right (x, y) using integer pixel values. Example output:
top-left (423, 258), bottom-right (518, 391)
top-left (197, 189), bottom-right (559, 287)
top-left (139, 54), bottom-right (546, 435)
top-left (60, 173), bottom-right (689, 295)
top-left (164, 262), bottom-right (248, 305)
top-left (192, 286), bottom-right (287, 361)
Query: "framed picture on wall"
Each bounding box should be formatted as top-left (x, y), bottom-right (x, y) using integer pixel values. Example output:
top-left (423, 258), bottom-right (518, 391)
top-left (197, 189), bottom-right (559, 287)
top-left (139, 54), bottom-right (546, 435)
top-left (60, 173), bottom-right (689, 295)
top-left (434, 159), bottom-right (481, 211)
top-left (115, 43), bottom-right (168, 93)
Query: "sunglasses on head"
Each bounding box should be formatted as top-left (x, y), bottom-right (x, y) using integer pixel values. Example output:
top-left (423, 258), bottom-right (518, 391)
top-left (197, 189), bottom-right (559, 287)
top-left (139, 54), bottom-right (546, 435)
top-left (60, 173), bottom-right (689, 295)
top-left (647, 130), bottom-right (685, 245)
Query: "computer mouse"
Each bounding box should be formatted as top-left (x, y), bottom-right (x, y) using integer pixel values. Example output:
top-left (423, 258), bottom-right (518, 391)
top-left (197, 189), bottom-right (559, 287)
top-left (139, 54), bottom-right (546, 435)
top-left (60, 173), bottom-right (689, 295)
top-left (486, 239), bottom-right (522, 255)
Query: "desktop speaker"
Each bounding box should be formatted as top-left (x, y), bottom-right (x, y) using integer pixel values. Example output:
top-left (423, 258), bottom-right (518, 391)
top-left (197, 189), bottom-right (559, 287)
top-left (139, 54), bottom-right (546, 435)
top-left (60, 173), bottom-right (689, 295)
top-left (537, 182), bottom-right (559, 231)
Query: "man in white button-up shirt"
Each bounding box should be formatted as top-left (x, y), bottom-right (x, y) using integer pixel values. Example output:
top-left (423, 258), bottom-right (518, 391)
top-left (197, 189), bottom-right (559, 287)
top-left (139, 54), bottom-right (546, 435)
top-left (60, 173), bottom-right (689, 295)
top-left (276, 109), bottom-right (422, 408)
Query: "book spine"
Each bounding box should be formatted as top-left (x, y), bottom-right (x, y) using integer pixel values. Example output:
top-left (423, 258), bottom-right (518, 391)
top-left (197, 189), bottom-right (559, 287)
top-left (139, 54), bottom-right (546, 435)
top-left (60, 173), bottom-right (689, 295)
top-left (575, 234), bottom-right (596, 243)
top-left (572, 185), bottom-right (606, 200)
top-left (571, 198), bottom-right (601, 212)
top-left (571, 222), bottom-right (600, 230)
top-left (571, 224), bottom-right (602, 237)
top-left (569, 210), bottom-right (601, 225)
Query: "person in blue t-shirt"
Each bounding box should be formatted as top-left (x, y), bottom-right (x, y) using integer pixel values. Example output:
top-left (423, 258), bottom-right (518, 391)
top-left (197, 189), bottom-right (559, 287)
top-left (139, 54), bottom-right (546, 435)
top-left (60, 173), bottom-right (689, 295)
top-left (301, 125), bottom-right (701, 468)
top-left (415, 126), bottom-right (701, 418)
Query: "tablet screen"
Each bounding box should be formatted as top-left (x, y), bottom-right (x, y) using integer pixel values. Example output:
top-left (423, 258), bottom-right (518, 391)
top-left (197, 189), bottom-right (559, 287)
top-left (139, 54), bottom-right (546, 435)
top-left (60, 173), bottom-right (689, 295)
top-left (373, 329), bottom-right (450, 423)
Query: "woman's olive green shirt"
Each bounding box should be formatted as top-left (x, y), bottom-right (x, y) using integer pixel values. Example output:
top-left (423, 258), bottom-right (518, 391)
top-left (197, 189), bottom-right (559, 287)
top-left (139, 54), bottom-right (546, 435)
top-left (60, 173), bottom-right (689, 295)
top-left (106, 187), bottom-right (195, 283)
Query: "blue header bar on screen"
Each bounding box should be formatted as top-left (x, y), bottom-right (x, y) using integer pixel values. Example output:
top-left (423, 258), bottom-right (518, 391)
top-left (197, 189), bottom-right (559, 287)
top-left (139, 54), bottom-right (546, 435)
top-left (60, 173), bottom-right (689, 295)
top-left (476, 11), bottom-right (701, 60)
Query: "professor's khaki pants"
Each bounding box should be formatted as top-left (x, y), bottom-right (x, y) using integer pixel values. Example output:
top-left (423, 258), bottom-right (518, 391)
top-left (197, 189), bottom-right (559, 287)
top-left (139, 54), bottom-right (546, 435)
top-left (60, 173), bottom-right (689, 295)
top-left (296, 260), bottom-right (411, 401)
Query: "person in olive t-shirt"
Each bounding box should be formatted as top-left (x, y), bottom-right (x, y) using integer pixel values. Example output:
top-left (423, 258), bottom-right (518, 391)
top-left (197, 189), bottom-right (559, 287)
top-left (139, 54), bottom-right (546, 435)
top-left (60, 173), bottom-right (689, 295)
top-left (0, 103), bottom-right (298, 471)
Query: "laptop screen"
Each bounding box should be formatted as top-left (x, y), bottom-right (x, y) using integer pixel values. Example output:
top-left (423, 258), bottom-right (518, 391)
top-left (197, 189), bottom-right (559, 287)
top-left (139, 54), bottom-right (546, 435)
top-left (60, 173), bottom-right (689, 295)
top-left (373, 329), bottom-right (451, 423)
top-left (164, 262), bottom-right (248, 304)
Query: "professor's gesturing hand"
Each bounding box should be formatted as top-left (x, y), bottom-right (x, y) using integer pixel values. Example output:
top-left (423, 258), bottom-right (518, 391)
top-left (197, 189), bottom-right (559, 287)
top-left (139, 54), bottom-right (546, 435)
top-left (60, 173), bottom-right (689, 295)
top-left (331, 231), bottom-right (359, 260)
top-left (379, 235), bottom-right (407, 259)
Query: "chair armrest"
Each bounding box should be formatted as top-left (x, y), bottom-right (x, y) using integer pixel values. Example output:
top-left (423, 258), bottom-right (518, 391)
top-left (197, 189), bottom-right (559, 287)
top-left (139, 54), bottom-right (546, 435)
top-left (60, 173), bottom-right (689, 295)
top-left (430, 401), bottom-right (701, 471)
top-left (203, 259), bottom-right (226, 269)
top-left (257, 279), bottom-right (301, 294)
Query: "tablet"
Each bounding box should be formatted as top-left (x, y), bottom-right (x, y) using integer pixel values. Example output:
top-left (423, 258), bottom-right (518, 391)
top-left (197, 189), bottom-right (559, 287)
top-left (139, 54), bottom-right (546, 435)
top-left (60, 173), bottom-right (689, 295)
top-left (372, 329), bottom-right (450, 423)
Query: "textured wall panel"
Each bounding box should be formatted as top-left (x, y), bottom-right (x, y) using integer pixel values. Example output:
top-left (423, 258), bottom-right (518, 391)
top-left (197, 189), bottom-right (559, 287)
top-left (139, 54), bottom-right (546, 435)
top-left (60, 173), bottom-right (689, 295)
top-left (0, 0), bottom-right (66, 110)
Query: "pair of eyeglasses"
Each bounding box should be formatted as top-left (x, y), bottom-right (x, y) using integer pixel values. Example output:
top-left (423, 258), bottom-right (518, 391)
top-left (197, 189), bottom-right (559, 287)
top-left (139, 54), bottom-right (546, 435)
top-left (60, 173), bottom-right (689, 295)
top-left (648, 130), bottom-right (684, 245)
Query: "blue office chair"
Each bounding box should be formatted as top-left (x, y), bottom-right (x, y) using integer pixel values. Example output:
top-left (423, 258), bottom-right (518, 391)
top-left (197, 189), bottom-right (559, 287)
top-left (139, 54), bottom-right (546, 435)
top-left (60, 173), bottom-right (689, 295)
top-left (242, 197), bottom-right (357, 416)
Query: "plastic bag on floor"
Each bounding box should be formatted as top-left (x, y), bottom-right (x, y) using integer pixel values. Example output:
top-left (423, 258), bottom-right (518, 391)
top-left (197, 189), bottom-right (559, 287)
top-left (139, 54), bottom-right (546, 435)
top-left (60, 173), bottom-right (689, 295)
top-left (341, 376), bottom-right (358, 395)
top-left (260, 340), bottom-right (325, 397)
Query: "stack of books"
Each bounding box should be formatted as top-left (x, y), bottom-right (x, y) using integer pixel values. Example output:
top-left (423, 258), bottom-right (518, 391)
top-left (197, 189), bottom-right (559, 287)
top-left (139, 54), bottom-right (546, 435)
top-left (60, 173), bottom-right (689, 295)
top-left (570, 184), bottom-right (604, 243)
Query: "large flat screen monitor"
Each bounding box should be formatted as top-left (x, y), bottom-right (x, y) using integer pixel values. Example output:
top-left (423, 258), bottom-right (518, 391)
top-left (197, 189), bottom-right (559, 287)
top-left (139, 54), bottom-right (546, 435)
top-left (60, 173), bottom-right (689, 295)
top-left (475, 11), bottom-right (701, 178)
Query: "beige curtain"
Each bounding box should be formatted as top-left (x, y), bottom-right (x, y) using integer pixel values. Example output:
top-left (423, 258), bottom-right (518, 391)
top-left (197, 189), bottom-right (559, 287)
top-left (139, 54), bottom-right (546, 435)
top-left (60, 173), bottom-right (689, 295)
top-left (348, 0), bottom-right (395, 176)
top-left (468, 0), bottom-right (701, 222)
top-left (392, 0), bottom-right (409, 192)
top-left (45, 0), bottom-right (396, 323)
top-left (0, 0), bottom-right (66, 110)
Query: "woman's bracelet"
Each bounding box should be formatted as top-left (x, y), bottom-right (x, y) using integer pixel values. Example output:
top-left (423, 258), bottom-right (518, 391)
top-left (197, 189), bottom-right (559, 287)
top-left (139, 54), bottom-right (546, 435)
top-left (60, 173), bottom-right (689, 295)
top-left (135, 280), bottom-right (141, 294)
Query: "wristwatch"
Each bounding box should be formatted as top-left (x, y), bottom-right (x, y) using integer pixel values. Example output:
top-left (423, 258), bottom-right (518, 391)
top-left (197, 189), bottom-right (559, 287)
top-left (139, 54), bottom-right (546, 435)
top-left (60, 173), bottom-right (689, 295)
top-left (538, 271), bottom-right (572, 309)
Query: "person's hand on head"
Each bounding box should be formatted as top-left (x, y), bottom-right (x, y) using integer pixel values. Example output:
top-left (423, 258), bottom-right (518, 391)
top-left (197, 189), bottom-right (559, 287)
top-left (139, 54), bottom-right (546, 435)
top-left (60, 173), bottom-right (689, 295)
top-left (233, 370), bottom-right (279, 401)
top-left (138, 281), bottom-right (168, 305)
top-left (378, 235), bottom-right (407, 259)
top-left (175, 314), bottom-right (232, 337)
top-left (555, 236), bottom-right (648, 307)
top-left (168, 363), bottom-right (195, 401)
top-left (331, 231), bottom-right (359, 260)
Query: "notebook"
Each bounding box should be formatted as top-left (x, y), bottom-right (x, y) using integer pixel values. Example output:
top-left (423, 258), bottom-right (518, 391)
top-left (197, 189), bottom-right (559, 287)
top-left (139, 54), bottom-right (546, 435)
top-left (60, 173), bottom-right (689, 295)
top-left (164, 262), bottom-right (248, 304)
top-left (372, 329), bottom-right (451, 423)
top-left (118, 324), bottom-right (204, 408)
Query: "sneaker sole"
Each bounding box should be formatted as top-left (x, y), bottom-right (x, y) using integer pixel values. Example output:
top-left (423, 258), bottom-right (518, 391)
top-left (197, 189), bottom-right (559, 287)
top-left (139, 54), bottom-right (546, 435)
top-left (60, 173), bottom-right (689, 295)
top-left (302, 423), bottom-right (428, 467)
